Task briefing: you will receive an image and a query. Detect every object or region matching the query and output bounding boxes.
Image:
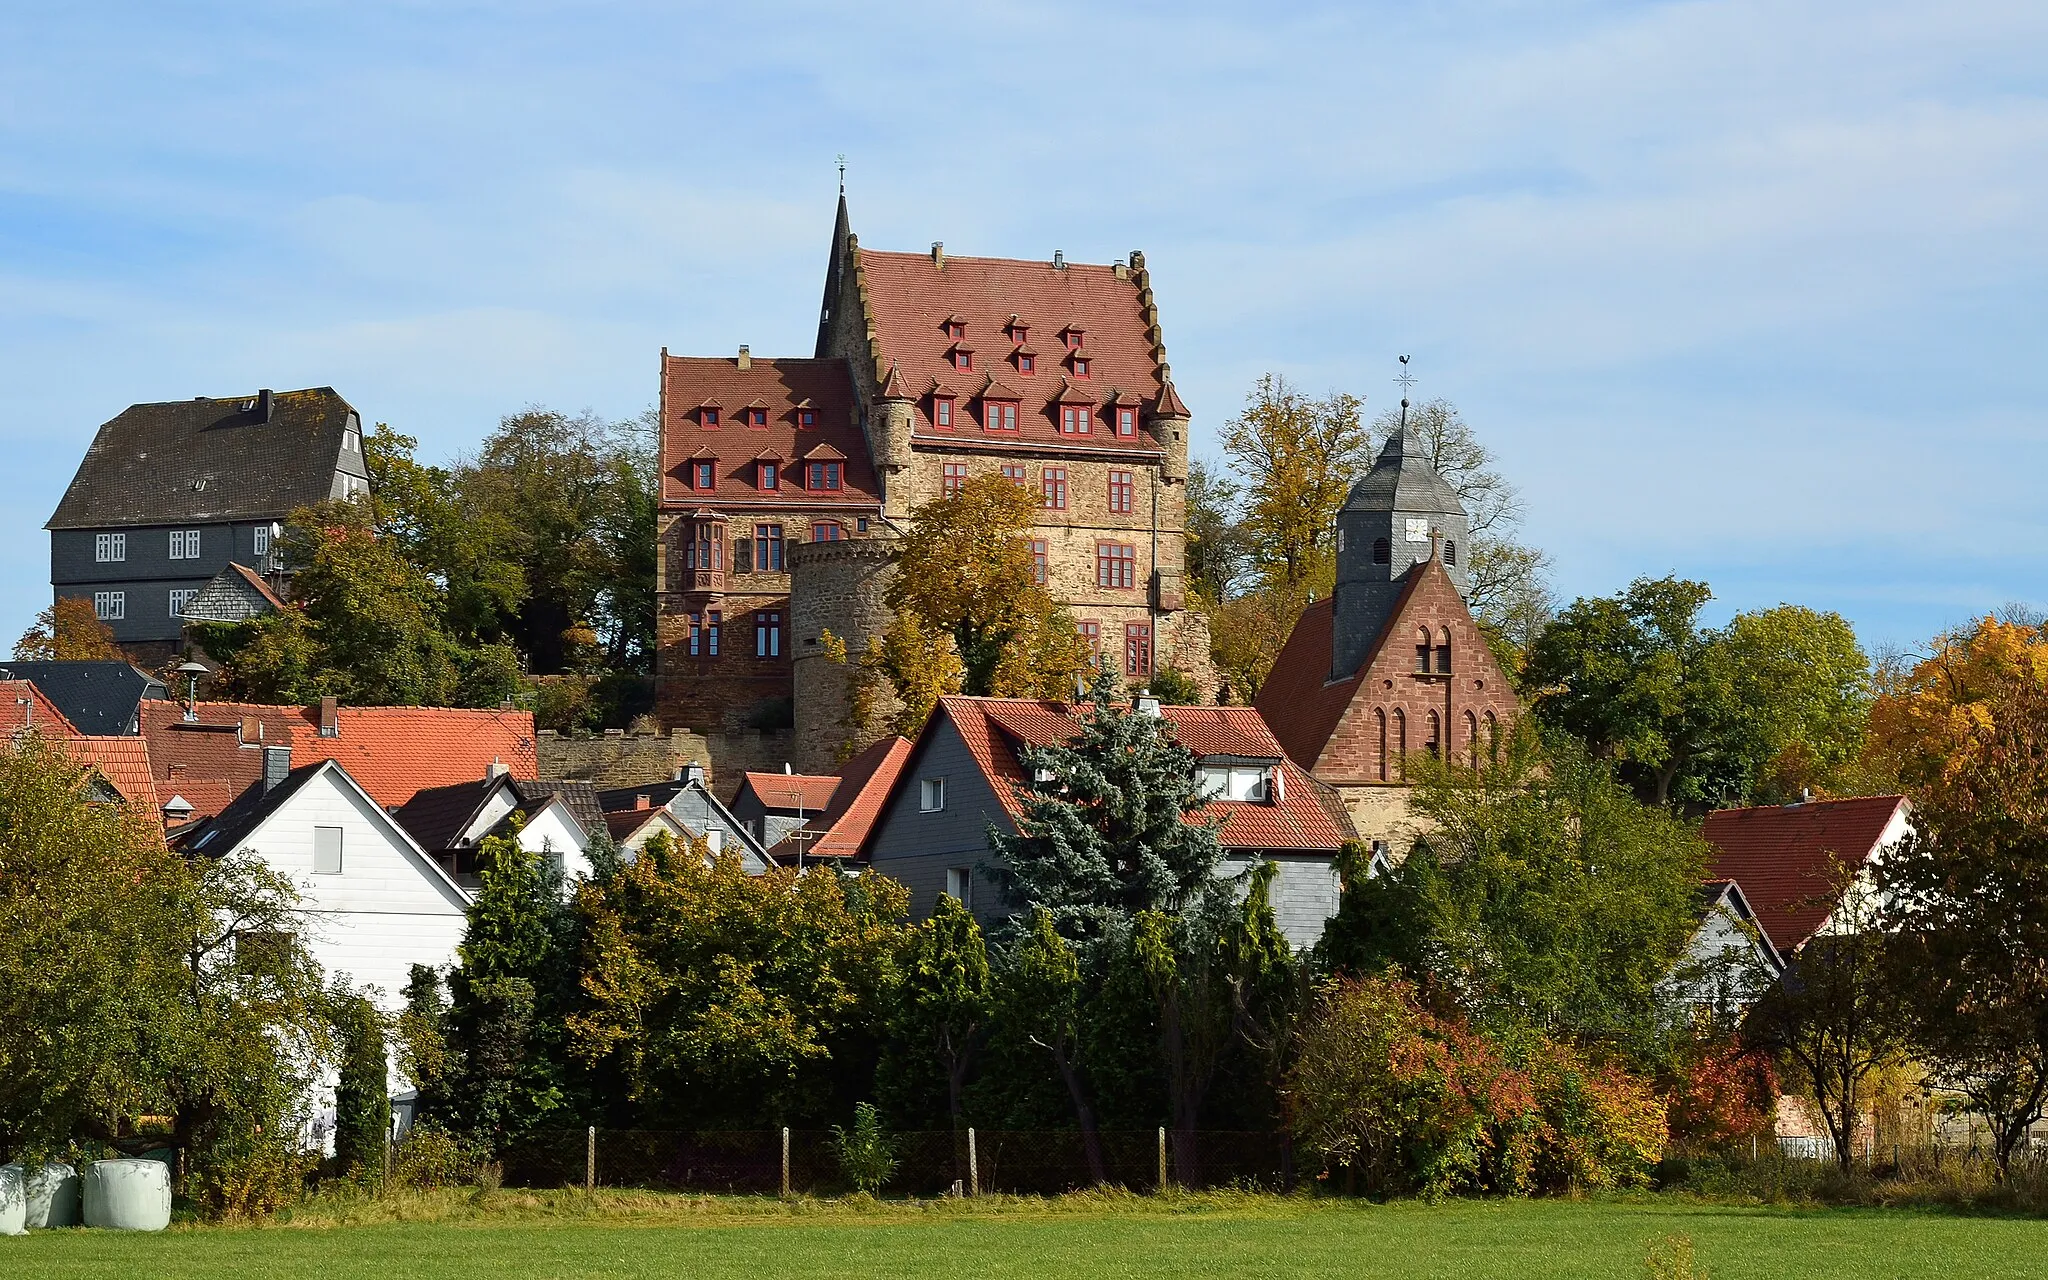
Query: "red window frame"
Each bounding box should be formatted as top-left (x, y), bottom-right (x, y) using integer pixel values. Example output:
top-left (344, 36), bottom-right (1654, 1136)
top-left (688, 613), bottom-right (701, 656)
top-left (1078, 620), bottom-right (1101, 654)
top-left (1108, 469), bottom-right (1133, 514)
top-left (942, 462), bottom-right (968, 497)
top-left (1001, 464), bottom-right (1028, 485)
top-left (812, 521), bottom-right (844, 542)
top-left (1058, 405), bottom-right (1092, 434)
top-left (1116, 406), bottom-right (1137, 436)
top-left (758, 461), bottom-right (778, 491)
top-left (807, 461), bottom-right (842, 491)
top-left (1042, 467), bottom-right (1068, 510)
top-left (1017, 352), bottom-right (1035, 374)
top-left (797, 408), bottom-right (816, 429)
top-left (1063, 330), bottom-right (1084, 350)
top-left (944, 321), bottom-right (965, 339)
top-left (1125, 622), bottom-right (1153, 677)
top-left (700, 407), bottom-right (720, 428)
top-left (984, 400), bottom-right (1018, 432)
top-left (952, 349), bottom-right (972, 371)
top-left (755, 523), bottom-right (784, 570)
top-left (1029, 538), bottom-right (1048, 584)
top-left (693, 461), bottom-right (716, 491)
top-left (747, 408), bottom-right (767, 427)
top-left (707, 610), bottom-right (721, 657)
top-left (1096, 542), bottom-right (1136, 589)
top-left (933, 396), bottom-right (954, 429)
top-left (1073, 357), bottom-right (1091, 378)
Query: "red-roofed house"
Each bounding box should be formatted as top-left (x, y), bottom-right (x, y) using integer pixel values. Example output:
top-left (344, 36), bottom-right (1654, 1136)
top-left (1701, 795), bottom-right (1910, 954)
top-left (729, 768), bottom-right (842, 851)
top-left (657, 194), bottom-right (1212, 771)
top-left (56, 735), bottom-right (160, 815)
top-left (861, 695), bottom-right (1356, 947)
top-left (1256, 430), bottom-right (1520, 852)
top-left (766, 734), bottom-right (913, 864)
top-left (0, 679), bottom-right (80, 738)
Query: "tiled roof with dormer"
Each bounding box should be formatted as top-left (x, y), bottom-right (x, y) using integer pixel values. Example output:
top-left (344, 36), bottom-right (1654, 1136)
top-left (660, 356), bottom-right (877, 510)
top-left (852, 248), bottom-right (1177, 451)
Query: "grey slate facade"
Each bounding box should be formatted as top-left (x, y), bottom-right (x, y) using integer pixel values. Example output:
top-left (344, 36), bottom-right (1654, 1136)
top-left (864, 717), bottom-right (1015, 921)
top-left (1330, 429), bottom-right (1471, 681)
top-left (46, 387), bottom-right (371, 650)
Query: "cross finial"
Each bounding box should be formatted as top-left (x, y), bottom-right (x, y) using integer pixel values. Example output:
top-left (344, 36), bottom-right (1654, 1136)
top-left (1394, 354), bottom-right (1417, 430)
top-left (836, 154), bottom-right (846, 195)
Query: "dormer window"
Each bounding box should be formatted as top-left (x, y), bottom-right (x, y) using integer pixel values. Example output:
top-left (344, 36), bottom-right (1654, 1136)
top-left (1115, 406), bottom-right (1137, 436)
top-left (797, 408), bottom-right (817, 429)
top-left (700, 406), bottom-right (720, 428)
top-left (984, 400), bottom-right (1019, 432)
top-left (1072, 356), bottom-right (1092, 378)
top-left (950, 346), bottom-right (974, 371)
top-left (1008, 319), bottom-right (1030, 343)
top-left (1197, 763), bottom-right (1272, 803)
top-left (693, 461), bottom-right (717, 491)
top-left (807, 461), bottom-right (842, 491)
top-left (1062, 328), bottom-right (1084, 350)
top-left (758, 461), bottom-right (779, 490)
top-left (747, 408), bottom-right (768, 427)
top-left (943, 318), bottom-right (967, 340)
top-left (933, 395), bottom-right (955, 429)
top-left (1017, 352), bottom-right (1036, 374)
top-left (1060, 405), bottom-right (1093, 434)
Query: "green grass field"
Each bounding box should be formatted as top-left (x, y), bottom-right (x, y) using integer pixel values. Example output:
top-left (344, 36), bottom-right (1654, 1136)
top-left (5, 1192), bottom-right (2046, 1279)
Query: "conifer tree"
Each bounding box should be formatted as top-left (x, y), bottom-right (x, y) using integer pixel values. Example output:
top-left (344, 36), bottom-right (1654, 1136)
top-left (331, 991), bottom-right (391, 1181)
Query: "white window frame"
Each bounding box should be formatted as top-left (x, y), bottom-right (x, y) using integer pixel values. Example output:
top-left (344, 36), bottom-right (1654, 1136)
top-left (920, 778), bottom-right (945, 813)
top-left (252, 525), bottom-right (271, 557)
top-left (313, 825), bottom-right (344, 875)
top-left (94, 532), bottom-right (127, 562)
top-left (169, 528), bottom-right (201, 560)
top-left (168, 588), bottom-right (197, 617)
top-left (945, 866), bottom-right (972, 908)
top-left (92, 591), bottom-right (125, 621)
top-left (1197, 765), bottom-right (1270, 803)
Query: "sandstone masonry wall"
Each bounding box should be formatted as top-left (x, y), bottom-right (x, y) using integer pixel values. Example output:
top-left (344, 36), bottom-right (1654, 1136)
top-left (538, 726), bottom-right (796, 797)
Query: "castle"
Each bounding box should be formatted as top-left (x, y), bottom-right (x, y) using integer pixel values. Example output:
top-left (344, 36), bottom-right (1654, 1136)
top-left (656, 194), bottom-right (1212, 772)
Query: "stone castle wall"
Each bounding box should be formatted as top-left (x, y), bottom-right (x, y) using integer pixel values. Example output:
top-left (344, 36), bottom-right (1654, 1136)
top-left (538, 726), bottom-right (795, 797)
top-left (788, 534), bottom-right (900, 773)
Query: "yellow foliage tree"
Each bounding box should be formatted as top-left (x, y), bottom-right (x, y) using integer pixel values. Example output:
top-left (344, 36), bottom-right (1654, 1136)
top-left (13, 597), bottom-right (122, 662)
top-left (1863, 616), bottom-right (2048, 802)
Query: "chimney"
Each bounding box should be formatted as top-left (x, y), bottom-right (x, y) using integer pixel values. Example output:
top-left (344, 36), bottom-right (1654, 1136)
top-left (260, 744), bottom-right (292, 794)
top-left (1113, 258), bottom-right (1128, 280)
top-left (318, 695), bottom-right (339, 738)
top-left (1052, 249), bottom-right (1065, 270)
top-left (255, 388), bottom-right (274, 424)
top-left (737, 344), bottom-right (751, 370)
top-left (783, 763), bottom-right (793, 774)
top-left (238, 716), bottom-right (262, 744)
top-left (634, 793), bottom-right (651, 811)
top-left (1135, 693), bottom-right (1162, 718)
top-left (931, 241), bottom-right (944, 267)
top-left (485, 758), bottom-right (509, 781)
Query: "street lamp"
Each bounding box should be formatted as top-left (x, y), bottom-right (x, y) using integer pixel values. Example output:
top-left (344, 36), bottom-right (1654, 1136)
top-left (175, 660), bottom-right (209, 723)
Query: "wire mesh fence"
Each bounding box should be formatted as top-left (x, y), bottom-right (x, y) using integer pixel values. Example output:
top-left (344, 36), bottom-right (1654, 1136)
top-left (496, 1128), bottom-right (1301, 1196)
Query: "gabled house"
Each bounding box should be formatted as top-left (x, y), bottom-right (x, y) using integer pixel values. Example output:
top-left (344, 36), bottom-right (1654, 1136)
top-left (55, 734), bottom-right (161, 816)
top-left (0, 679), bottom-right (80, 738)
top-left (766, 734), bottom-right (913, 865)
top-left (184, 752), bottom-right (472, 1007)
top-left (1701, 795), bottom-right (1910, 954)
top-left (178, 562), bottom-right (286, 626)
top-left (730, 769), bottom-right (841, 849)
top-left (602, 803), bottom-right (696, 859)
top-left (45, 387), bottom-right (371, 661)
top-left (595, 762), bottom-right (773, 872)
top-left (0, 660), bottom-right (167, 734)
top-left (393, 770), bottom-right (606, 888)
top-left (1665, 879), bottom-right (1785, 1021)
top-left (862, 697), bottom-right (1356, 948)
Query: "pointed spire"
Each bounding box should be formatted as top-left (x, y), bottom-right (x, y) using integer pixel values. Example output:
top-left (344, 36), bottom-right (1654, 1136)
top-left (1153, 374), bottom-right (1190, 420)
top-left (878, 361), bottom-right (911, 401)
top-left (815, 169), bottom-right (854, 358)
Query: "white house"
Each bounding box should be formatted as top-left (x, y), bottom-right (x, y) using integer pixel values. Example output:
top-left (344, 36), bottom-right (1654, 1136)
top-left (393, 769), bottom-right (607, 890)
top-left (595, 762), bottom-right (773, 873)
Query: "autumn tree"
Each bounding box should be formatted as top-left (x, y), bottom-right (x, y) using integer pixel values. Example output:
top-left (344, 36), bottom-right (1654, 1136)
top-left (1368, 398), bottom-right (1552, 656)
top-left (1220, 374), bottom-right (1370, 601)
top-left (1184, 460), bottom-right (1250, 604)
top-left (13, 596), bottom-right (121, 662)
top-left (1863, 615), bottom-right (2048, 799)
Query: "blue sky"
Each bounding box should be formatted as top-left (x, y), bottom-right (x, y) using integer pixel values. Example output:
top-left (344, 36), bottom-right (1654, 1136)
top-left (4, 1), bottom-right (2044, 655)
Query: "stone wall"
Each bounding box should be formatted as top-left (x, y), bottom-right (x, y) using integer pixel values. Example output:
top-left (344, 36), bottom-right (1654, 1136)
top-left (788, 534), bottom-right (901, 773)
top-left (538, 726), bottom-right (796, 798)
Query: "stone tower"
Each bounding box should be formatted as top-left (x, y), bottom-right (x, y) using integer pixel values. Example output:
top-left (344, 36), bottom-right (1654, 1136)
top-left (1331, 430), bottom-right (1471, 681)
top-left (788, 533), bottom-right (900, 773)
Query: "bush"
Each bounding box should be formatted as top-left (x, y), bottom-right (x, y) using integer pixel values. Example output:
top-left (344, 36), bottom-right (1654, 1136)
top-left (1525, 1037), bottom-right (1666, 1190)
top-left (1665, 1041), bottom-right (1776, 1151)
top-left (332, 993), bottom-right (392, 1182)
top-left (831, 1103), bottom-right (898, 1194)
top-left (390, 1121), bottom-right (482, 1190)
top-left (188, 1125), bottom-right (319, 1220)
top-left (1145, 667), bottom-right (1203, 706)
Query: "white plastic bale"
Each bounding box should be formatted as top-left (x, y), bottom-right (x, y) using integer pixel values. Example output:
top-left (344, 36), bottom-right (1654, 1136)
top-left (0, 1164), bottom-right (24, 1236)
top-left (82, 1159), bottom-right (171, 1231)
top-left (27, 1163), bottom-right (80, 1228)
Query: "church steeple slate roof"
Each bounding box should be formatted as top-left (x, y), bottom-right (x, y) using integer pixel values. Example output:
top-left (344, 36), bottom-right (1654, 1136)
top-left (815, 189), bottom-right (853, 358)
top-left (1343, 428), bottom-right (1465, 515)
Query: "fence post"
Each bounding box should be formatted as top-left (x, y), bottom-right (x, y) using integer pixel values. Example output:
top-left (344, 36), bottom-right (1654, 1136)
top-left (1157, 1126), bottom-right (1169, 1194)
top-left (967, 1128), bottom-right (979, 1198)
top-left (585, 1126), bottom-right (596, 1192)
top-left (781, 1126), bottom-right (791, 1198)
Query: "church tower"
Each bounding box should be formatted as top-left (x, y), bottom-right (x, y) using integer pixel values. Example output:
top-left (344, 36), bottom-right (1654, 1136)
top-left (1330, 428), bottom-right (1471, 680)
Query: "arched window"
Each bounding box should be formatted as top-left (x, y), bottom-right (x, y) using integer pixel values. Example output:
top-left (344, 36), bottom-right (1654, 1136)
top-left (1485, 710), bottom-right (1500, 763)
top-left (1415, 628), bottom-right (1433, 673)
top-left (1392, 709), bottom-right (1407, 781)
top-left (1372, 537), bottom-right (1390, 565)
top-left (1465, 710), bottom-right (1480, 769)
top-left (1437, 627), bottom-right (1453, 674)
top-left (1426, 710), bottom-right (1441, 758)
top-left (1374, 707), bottom-right (1388, 782)
top-left (1444, 539), bottom-right (1457, 566)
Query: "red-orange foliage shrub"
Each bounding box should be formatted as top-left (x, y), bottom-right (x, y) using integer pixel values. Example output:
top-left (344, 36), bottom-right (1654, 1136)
top-left (1666, 1041), bottom-right (1777, 1149)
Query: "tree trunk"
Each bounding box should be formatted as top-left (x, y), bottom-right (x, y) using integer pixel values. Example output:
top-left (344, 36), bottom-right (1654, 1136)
top-left (1050, 1045), bottom-right (1107, 1185)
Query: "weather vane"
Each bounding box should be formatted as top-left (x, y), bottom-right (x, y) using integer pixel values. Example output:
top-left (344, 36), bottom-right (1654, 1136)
top-left (837, 154), bottom-right (846, 195)
top-left (1395, 355), bottom-right (1416, 429)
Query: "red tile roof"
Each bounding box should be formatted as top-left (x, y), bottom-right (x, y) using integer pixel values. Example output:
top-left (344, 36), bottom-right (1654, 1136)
top-left (0, 680), bottom-right (80, 737)
top-left (226, 561), bottom-right (287, 609)
top-left (659, 356), bottom-right (878, 510)
top-left (56, 735), bottom-right (159, 812)
top-left (1701, 796), bottom-right (1908, 952)
top-left (892, 696), bottom-right (1354, 855)
top-left (855, 249), bottom-right (1176, 451)
top-left (292, 705), bottom-right (537, 810)
top-left (779, 735), bottom-right (913, 861)
top-left (738, 771), bottom-right (840, 814)
top-left (140, 698), bottom-right (537, 817)
top-left (606, 806), bottom-right (677, 843)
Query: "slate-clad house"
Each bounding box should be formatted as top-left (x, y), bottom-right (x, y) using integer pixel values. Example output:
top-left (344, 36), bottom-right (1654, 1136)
top-left (862, 696), bottom-right (1357, 949)
top-left (0, 659), bottom-right (166, 734)
top-left (45, 387), bottom-right (372, 659)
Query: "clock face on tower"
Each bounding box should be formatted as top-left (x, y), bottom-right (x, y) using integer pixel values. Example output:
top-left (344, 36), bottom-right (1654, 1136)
top-left (1405, 517), bottom-right (1431, 544)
